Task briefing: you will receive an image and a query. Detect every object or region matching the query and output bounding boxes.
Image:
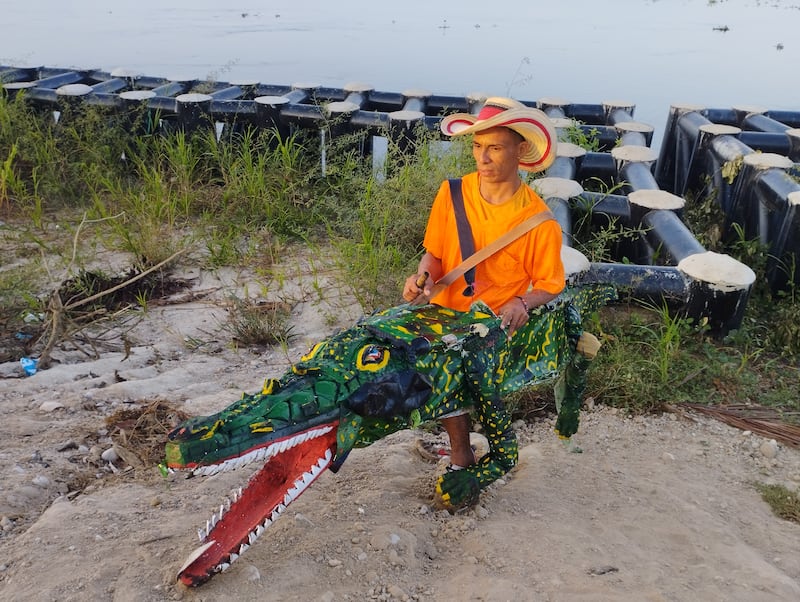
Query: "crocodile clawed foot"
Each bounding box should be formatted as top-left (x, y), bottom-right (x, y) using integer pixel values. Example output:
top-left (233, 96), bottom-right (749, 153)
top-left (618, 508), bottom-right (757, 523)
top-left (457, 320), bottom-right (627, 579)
top-left (434, 467), bottom-right (481, 511)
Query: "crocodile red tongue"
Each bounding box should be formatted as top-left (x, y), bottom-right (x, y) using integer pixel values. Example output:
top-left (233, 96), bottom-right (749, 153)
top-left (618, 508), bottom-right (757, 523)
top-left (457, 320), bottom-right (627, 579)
top-left (177, 426), bottom-right (338, 586)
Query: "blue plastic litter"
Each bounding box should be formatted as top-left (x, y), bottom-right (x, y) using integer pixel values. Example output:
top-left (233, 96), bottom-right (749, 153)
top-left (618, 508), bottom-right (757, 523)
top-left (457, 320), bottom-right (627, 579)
top-left (20, 357), bottom-right (39, 376)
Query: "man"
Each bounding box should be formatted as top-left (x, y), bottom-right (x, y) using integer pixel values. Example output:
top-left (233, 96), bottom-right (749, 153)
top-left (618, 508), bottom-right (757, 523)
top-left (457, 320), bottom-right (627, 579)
top-left (402, 96), bottom-right (565, 472)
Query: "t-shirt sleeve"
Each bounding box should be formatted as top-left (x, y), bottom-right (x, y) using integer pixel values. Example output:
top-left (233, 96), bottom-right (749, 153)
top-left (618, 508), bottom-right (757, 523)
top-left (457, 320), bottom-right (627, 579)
top-left (527, 219), bottom-right (566, 295)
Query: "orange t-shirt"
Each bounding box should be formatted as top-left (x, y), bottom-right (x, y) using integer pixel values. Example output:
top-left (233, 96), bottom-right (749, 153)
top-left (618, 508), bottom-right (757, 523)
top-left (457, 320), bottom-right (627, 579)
top-left (423, 172), bottom-right (565, 313)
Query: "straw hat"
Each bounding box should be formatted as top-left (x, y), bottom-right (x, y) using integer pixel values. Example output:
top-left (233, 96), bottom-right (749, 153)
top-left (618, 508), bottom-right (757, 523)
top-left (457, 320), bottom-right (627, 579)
top-left (440, 97), bottom-right (557, 172)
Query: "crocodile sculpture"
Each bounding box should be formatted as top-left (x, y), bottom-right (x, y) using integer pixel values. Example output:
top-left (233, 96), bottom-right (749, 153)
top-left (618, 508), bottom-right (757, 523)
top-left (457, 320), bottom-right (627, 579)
top-left (164, 284), bottom-right (615, 586)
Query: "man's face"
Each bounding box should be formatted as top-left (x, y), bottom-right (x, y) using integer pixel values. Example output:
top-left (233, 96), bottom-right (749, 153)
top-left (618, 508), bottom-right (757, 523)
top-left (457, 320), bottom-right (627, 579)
top-left (471, 126), bottom-right (527, 184)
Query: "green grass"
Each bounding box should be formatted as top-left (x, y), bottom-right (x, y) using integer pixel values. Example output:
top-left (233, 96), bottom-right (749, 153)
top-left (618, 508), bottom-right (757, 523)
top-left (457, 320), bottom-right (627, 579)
top-left (756, 483), bottom-right (800, 524)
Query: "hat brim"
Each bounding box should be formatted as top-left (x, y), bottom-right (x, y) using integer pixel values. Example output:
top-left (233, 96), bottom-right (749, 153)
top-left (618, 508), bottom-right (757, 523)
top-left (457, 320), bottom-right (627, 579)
top-left (440, 107), bottom-right (557, 173)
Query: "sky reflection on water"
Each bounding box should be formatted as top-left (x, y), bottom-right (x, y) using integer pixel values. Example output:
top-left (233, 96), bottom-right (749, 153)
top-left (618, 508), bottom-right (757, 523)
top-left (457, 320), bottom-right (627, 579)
top-left (2, 0), bottom-right (798, 143)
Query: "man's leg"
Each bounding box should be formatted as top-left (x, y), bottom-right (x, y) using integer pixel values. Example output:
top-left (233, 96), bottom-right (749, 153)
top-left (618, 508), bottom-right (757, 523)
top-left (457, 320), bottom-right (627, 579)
top-left (440, 412), bottom-right (475, 468)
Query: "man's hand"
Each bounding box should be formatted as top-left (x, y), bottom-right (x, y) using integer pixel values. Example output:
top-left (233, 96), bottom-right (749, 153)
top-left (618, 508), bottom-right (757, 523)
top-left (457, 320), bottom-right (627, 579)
top-left (498, 296), bottom-right (529, 335)
top-left (403, 272), bottom-right (431, 305)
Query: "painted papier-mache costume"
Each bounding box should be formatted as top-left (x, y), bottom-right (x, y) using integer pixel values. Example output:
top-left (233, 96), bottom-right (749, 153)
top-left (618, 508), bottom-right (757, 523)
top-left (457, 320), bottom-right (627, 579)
top-left (165, 97), bottom-right (615, 586)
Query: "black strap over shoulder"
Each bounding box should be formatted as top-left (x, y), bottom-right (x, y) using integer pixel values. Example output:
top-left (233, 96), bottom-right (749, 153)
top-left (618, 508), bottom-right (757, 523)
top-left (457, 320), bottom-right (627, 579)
top-left (448, 178), bottom-right (476, 296)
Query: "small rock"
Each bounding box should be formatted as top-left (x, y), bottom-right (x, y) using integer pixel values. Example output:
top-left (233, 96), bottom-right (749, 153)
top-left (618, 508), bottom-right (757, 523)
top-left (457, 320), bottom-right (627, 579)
top-left (40, 401), bottom-right (64, 413)
top-left (759, 440), bottom-right (779, 459)
top-left (242, 564), bottom-right (261, 582)
top-left (328, 558), bottom-right (342, 567)
top-left (588, 565), bottom-right (619, 575)
top-left (101, 448), bottom-right (119, 462)
top-left (32, 475), bottom-right (51, 488)
top-left (387, 584), bottom-right (408, 600)
top-left (662, 452), bottom-right (676, 461)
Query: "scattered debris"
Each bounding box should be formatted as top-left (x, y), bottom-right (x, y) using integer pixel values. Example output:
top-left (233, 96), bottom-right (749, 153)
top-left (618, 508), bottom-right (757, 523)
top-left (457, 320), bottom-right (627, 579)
top-left (106, 399), bottom-right (190, 467)
top-left (682, 403), bottom-right (800, 448)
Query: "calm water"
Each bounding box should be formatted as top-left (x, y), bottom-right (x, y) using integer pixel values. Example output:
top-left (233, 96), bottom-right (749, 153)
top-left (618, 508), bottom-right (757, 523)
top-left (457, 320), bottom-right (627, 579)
top-left (2, 0), bottom-right (799, 147)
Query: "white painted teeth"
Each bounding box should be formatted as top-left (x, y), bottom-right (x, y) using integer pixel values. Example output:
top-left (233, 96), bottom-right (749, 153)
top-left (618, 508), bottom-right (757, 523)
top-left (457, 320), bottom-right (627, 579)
top-left (198, 426), bottom-right (337, 576)
top-left (191, 425), bottom-right (335, 477)
top-left (203, 445), bottom-right (334, 539)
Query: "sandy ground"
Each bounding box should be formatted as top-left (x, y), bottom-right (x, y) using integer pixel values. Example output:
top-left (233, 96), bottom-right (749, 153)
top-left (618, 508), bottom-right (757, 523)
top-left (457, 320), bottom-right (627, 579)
top-left (1, 253), bottom-right (799, 602)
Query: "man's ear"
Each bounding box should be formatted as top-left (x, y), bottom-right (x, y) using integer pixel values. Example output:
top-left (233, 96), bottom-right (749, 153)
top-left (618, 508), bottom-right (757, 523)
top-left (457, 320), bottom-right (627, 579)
top-left (519, 140), bottom-right (531, 156)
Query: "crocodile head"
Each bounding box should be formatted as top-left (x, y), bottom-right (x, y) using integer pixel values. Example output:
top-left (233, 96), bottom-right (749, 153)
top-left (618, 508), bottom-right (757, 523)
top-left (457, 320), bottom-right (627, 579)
top-left (165, 374), bottom-right (342, 586)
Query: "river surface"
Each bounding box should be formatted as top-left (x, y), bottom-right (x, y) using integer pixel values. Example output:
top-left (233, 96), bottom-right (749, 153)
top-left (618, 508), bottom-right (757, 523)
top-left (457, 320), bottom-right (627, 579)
top-left (1, 0), bottom-right (798, 148)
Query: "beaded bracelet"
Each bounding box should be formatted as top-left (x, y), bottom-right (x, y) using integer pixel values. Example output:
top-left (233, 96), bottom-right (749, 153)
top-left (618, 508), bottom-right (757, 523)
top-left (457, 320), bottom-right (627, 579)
top-left (515, 295), bottom-right (529, 313)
